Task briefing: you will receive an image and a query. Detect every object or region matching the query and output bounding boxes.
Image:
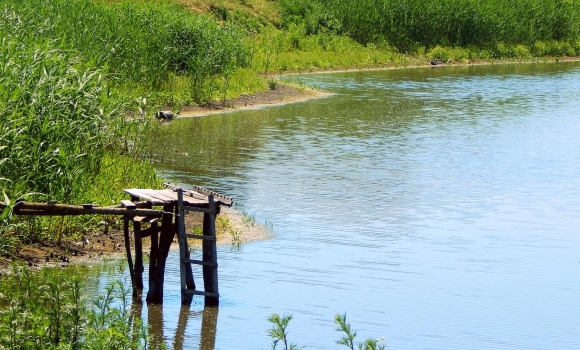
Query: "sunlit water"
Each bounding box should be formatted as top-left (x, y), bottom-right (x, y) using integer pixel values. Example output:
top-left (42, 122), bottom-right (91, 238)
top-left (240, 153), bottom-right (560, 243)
top-left (105, 62), bottom-right (580, 349)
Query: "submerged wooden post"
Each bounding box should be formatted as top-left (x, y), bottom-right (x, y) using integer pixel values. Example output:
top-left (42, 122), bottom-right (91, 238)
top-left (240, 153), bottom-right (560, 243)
top-left (148, 219), bottom-right (159, 294)
top-left (202, 194), bottom-right (219, 305)
top-left (133, 220), bottom-right (144, 293)
top-left (123, 217), bottom-right (136, 296)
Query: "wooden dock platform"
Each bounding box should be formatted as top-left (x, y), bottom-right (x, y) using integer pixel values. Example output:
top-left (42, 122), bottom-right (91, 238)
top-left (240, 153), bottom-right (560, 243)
top-left (6, 183), bottom-right (232, 306)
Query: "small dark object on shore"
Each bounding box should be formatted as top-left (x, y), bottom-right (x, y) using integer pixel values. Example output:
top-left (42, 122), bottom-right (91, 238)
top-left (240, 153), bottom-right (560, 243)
top-left (430, 59), bottom-right (451, 65)
top-left (156, 110), bottom-right (175, 119)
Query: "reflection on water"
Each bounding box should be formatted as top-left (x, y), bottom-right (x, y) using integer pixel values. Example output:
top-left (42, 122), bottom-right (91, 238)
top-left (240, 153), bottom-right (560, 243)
top-left (106, 62), bottom-right (580, 349)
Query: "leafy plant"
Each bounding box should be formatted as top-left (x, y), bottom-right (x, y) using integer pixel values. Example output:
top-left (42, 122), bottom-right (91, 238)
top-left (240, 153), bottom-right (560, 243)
top-left (335, 313), bottom-right (386, 350)
top-left (268, 313), bottom-right (300, 350)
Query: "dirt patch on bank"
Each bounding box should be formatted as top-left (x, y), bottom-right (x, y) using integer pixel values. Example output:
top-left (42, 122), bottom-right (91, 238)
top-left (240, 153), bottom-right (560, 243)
top-left (0, 207), bottom-right (273, 269)
top-left (178, 83), bottom-right (332, 118)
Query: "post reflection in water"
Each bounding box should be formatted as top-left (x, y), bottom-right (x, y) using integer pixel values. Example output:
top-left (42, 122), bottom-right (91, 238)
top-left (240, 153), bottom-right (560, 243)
top-left (172, 306), bottom-right (191, 349)
top-left (199, 306), bottom-right (218, 350)
top-left (147, 304), bottom-right (164, 349)
top-left (171, 305), bottom-right (219, 350)
top-left (129, 299), bottom-right (143, 346)
top-left (126, 301), bottom-right (219, 350)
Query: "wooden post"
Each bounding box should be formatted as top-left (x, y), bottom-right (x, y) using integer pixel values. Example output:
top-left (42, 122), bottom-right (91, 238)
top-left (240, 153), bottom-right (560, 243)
top-left (133, 220), bottom-right (144, 294)
top-left (202, 195), bottom-right (219, 305)
top-left (146, 204), bottom-right (175, 304)
top-left (123, 218), bottom-right (136, 296)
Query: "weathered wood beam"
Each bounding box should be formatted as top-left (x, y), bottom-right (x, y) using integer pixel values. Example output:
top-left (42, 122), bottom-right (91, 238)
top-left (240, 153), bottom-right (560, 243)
top-left (13, 202), bottom-right (163, 217)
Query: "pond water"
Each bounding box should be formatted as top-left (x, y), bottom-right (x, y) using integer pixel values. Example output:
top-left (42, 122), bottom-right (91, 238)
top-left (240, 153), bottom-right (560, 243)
top-left (111, 62), bottom-right (580, 349)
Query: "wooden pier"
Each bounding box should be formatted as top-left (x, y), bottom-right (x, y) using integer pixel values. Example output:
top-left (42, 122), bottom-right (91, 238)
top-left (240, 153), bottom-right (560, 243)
top-left (7, 184), bottom-right (232, 306)
top-left (124, 184), bottom-right (232, 305)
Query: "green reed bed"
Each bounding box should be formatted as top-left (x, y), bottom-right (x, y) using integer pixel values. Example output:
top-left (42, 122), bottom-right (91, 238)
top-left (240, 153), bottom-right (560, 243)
top-left (1, 0), bottom-right (252, 104)
top-left (279, 0), bottom-right (580, 55)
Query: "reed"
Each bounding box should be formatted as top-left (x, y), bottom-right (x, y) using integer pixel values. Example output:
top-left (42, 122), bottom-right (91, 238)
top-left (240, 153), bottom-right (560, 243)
top-left (279, 0), bottom-right (580, 53)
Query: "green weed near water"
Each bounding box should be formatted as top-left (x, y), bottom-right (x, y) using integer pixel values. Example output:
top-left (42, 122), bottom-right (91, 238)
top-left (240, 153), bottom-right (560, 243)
top-left (0, 265), bottom-right (149, 349)
top-left (267, 313), bottom-right (386, 350)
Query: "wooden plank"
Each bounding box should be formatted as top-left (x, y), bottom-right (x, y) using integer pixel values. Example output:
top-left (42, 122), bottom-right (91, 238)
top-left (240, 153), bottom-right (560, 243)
top-left (139, 226), bottom-right (154, 238)
top-left (124, 189), bottom-right (163, 204)
top-left (184, 234), bottom-right (216, 241)
top-left (140, 189), bottom-right (177, 203)
top-left (183, 258), bottom-right (218, 268)
top-left (158, 188), bottom-right (207, 206)
top-left (164, 183), bottom-right (233, 206)
top-left (14, 202), bottom-right (163, 217)
top-left (182, 205), bottom-right (214, 214)
top-left (184, 290), bottom-right (219, 297)
top-left (121, 200), bottom-right (136, 209)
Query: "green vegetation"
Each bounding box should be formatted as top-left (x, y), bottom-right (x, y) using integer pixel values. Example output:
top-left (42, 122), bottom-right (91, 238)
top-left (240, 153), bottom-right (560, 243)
top-left (267, 313), bottom-right (386, 350)
top-left (278, 0), bottom-right (580, 55)
top-left (3, 0), bottom-right (576, 346)
top-left (0, 265), bottom-right (149, 349)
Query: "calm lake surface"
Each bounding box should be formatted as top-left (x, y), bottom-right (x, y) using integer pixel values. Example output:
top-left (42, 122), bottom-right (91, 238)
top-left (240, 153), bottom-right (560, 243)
top-left (107, 62), bottom-right (580, 349)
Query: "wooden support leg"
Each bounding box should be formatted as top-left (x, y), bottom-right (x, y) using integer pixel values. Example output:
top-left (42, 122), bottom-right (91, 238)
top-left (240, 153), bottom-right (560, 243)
top-left (202, 195), bottom-right (219, 306)
top-left (123, 218), bottom-right (136, 296)
top-left (133, 220), bottom-right (144, 295)
top-left (177, 189), bottom-right (195, 306)
top-left (148, 221), bottom-right (159, 294)
top-left (146, 205), bottom-right (175, 304)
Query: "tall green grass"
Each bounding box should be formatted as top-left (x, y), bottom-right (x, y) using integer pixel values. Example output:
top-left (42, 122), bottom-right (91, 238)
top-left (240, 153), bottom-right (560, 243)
top-left (2, 0), bottom-right (251, 104)
top-left (0, 265), bottom-right (149, 349)
top-left (279, 0), bottom-right (580, 53)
